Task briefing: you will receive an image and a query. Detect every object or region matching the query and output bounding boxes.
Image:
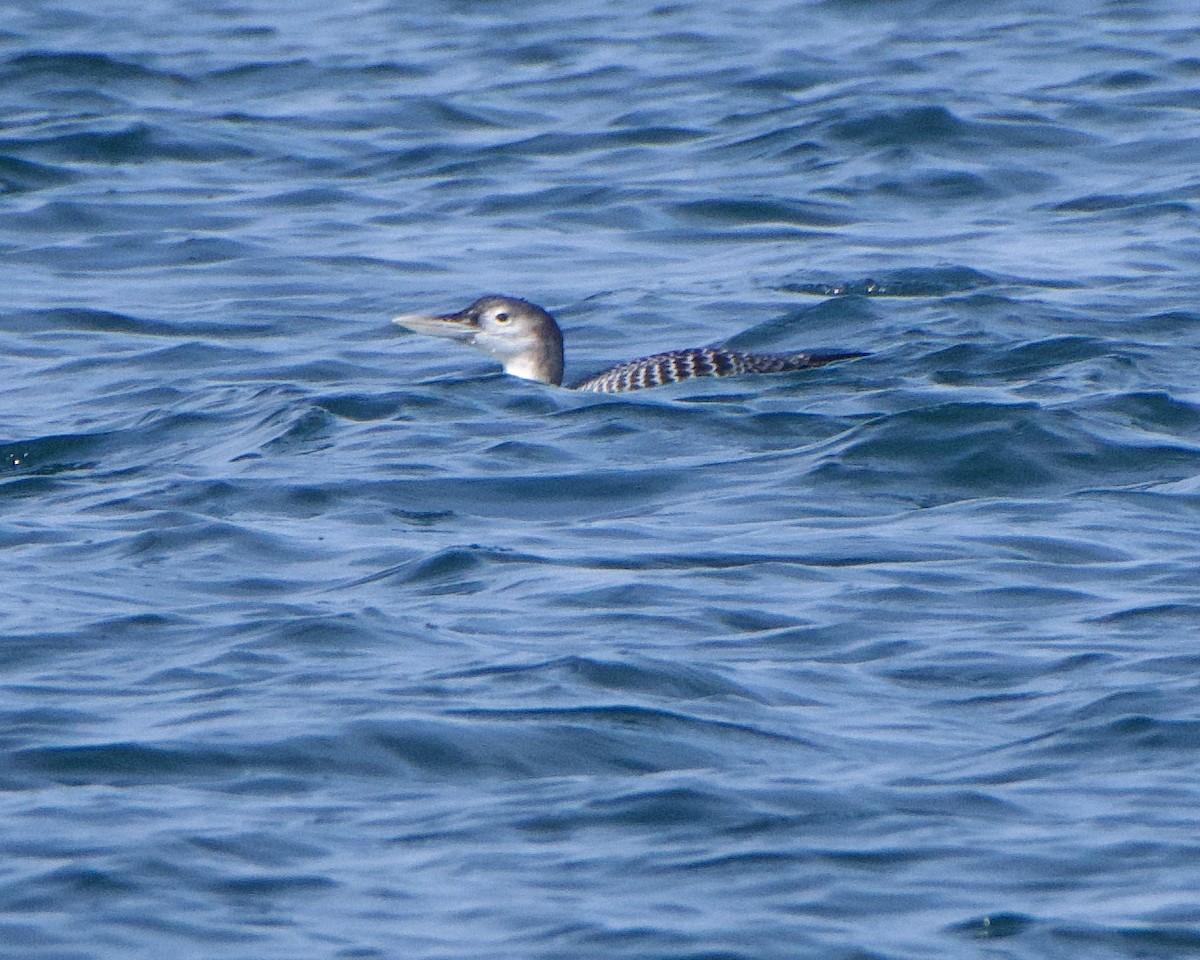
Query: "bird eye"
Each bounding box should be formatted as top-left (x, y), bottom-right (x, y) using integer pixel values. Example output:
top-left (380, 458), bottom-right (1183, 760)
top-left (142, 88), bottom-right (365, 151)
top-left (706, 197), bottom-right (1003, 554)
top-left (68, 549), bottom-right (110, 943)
top-left (494, 312), bottom-right (510, 323)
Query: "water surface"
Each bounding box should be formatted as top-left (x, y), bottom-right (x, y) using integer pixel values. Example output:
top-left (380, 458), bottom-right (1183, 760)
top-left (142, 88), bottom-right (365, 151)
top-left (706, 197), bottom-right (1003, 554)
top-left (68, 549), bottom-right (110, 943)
top-left (1, 1), bottom-right (1199, 958)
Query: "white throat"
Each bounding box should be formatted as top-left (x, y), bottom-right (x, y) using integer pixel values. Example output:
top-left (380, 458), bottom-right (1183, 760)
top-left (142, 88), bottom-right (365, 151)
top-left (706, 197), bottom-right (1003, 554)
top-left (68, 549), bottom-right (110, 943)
top-left (502, 353), bottom-right (546, 382)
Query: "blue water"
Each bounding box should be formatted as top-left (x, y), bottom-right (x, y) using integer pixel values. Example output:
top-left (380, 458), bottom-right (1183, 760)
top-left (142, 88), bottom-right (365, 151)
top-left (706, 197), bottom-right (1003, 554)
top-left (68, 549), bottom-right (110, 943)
top-left (2, 0), bottom-right (1199, 957)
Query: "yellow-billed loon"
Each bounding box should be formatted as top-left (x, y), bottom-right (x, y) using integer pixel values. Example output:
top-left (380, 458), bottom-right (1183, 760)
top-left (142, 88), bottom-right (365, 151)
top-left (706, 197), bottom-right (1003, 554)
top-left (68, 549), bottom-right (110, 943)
top-left (392, 295), bottom-right (866, 393)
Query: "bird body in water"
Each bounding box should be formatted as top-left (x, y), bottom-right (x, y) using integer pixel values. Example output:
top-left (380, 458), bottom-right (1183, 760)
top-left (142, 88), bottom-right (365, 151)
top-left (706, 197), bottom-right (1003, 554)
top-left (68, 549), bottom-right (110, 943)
top-left (392, 295), bottom-right (866, 394)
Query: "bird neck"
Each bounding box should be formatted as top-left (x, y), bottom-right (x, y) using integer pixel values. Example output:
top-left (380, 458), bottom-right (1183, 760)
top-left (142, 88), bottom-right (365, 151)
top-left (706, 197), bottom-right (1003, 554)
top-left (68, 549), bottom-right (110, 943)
top-left (497, 320), bottom-right (564, 385)
top-left (504, 350), bottom-right (561, 385)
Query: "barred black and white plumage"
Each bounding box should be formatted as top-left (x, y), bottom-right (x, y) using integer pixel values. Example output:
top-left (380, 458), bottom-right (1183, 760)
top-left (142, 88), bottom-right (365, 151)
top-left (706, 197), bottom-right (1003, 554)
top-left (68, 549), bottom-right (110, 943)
top-left (574, 346), bottom-right (859, 393)
top-left (393, 295), bottom-right (866, 394)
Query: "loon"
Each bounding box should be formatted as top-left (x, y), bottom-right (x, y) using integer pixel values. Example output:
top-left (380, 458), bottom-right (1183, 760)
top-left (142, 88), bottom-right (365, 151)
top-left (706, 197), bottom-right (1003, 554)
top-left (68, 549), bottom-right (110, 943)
top-left (392, 295), bottom-right (867, 394)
